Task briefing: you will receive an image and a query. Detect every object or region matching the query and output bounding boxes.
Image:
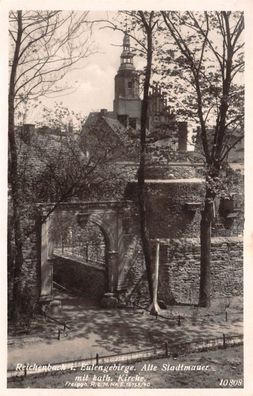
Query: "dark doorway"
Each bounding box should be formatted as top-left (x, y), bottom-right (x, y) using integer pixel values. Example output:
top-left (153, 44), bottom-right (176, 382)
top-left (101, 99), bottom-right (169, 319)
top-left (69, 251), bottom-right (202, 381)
top-left (50, 213), bottom-right (107, 303)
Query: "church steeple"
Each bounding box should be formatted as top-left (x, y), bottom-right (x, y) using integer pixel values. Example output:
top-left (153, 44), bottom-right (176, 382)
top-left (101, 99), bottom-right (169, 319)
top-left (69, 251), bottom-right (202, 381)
top-left (113, 32), bottom-right (141, 128)
top-left (119, 32), bottom-right (135, 71)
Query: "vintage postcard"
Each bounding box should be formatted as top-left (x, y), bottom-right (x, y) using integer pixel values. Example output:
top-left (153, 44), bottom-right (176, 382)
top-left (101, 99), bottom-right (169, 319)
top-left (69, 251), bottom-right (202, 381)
top-left (1, 0), bottom-right (253, 394)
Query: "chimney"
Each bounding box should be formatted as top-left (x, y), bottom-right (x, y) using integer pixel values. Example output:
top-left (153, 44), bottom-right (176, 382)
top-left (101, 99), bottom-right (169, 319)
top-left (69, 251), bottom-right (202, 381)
top-left (100, 109), bottom-right (108, 116)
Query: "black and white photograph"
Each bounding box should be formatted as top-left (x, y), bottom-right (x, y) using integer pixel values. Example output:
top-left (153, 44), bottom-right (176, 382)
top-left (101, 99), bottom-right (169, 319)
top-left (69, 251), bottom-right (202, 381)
top-left (2, 1), bottom-right (252, 391)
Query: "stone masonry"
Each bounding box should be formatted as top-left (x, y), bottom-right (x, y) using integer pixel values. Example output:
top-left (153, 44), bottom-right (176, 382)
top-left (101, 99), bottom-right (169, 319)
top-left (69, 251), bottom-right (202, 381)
top-left (159, 236), bottom-right (243, 305)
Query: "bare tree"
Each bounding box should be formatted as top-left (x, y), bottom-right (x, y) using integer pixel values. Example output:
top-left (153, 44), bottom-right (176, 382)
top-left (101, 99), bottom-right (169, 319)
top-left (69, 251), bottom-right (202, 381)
top-left (102, 11), bottom-right (160, 307)
top-left (161, 11), bottom-right (244, 306)
top-left (135, 11), bottom-right (160, 311)
top-left (92, 12), bottom-right (171, 311)
top-left (8, 10), bottom-right (94, 319)
top-left (90, 11), bottom-right (243, 309)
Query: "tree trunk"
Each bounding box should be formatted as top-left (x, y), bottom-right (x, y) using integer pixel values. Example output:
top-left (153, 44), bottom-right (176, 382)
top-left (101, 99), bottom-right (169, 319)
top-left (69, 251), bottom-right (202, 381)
top-left (149, 240), bottom-right (161, 314)
top-left (137, 20), bottom-right (153, 302)
top-left (199, 193), bottom-right (214, 307)
top-left (9, 106), bottom-right (24, 320)
top-left (8, 11), bottom-right (24, 320)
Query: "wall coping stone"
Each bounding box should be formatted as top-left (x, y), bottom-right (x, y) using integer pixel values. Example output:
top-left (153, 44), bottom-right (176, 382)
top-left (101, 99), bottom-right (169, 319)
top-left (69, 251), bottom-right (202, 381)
top-left (130, 178), bottom-right (205, 184)
top-left (155, 236), bottom-right (243, 246)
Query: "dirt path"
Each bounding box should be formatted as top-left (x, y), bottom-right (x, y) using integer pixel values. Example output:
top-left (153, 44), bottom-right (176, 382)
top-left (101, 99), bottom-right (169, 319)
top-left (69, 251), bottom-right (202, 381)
top-left (8, 293), bottom-right (243, 371)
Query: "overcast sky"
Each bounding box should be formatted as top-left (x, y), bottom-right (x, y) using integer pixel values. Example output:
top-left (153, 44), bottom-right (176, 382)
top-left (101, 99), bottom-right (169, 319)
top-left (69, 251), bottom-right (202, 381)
top-left (27, 11), bottom-right (145, 123)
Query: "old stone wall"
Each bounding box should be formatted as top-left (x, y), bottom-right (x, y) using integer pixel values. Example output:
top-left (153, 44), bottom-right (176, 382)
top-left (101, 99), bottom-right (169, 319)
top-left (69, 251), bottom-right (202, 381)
top-left (9, 124), bottom-right (243, 317)
top-left (125, 179), bottom-right (205, 239)
top-left (158, 236), bottom-right (243, 305)
top-left (117, 236), bottom-right (144, 294)
top-left (8, 174), bottom-right (243, 312)
top-left (146, 144), bottom-right (189, 164)
top-left (117, 205), bottom-right (145, 298)
top-left (21, 230), bottom-right (40, 298)
top-left (8, 211), bottom-right (243, 311)
top-left (211, 192), bottom-right (244, 238)
top-left (195, 164), bottom-right (244, 238)
top-left (119, 236), bottom-right (243, 308)
top-left (145, 163), bottom-right (198, 179)
top-left (8, 215), bottom-right (40, 312)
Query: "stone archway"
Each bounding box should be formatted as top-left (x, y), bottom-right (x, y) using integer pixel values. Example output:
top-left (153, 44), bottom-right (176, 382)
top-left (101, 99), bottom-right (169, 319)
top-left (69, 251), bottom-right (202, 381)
top-left (76, 211), bottom-right (119, 306)
top-left (38, 201), bottom-right (126, 306)
top-left (52, 217), bottom-right (107, 302)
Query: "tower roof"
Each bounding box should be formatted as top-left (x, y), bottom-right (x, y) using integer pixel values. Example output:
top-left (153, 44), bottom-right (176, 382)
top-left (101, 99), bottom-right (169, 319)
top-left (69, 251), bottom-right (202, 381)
top-left (119, 32), bottom-right (135, 71)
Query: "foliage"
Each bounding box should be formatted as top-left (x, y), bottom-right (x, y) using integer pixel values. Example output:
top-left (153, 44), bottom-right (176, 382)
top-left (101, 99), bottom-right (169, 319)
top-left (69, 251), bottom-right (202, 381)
top-left (8, 10), bottom-right (94, 319)
top-left (159, 11), bottom-right (244, 307)
top-left (113, 11), bottom-right (244, 308)
top-left (159, 11), bottom-right (244, 170)
top-left (9, 10), bottom-right (94, 110)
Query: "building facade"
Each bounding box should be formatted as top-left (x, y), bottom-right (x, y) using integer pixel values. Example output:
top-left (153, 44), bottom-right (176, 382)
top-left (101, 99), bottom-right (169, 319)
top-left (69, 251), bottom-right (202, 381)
top-left (81, 32), bottom-right (188, 161)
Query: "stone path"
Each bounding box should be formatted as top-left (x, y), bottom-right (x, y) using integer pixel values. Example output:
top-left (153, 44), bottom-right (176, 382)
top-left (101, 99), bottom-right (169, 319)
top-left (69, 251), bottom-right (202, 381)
top-left (8, 292), bottom-right (243, 370)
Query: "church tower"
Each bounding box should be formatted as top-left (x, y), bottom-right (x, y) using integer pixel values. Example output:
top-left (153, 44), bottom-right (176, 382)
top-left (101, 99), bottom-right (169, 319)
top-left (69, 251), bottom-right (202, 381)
top-left (113, 32), bottom-right (141, 129)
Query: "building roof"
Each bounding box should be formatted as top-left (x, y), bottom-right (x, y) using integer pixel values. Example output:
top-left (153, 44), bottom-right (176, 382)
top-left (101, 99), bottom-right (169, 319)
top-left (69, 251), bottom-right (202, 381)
top-left (16, 125), bottom-right (84, 178)
top-left (84, 111), bottom-right (115, 126)
top-left (102, 116), bottom-right (132, 146)
top-left (82, 111), bottom-right (136, 147)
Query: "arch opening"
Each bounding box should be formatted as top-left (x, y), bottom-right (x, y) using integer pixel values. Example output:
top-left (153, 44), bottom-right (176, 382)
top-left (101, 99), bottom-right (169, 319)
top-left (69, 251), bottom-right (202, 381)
top-left (50, 212), bottom-right (108, 304)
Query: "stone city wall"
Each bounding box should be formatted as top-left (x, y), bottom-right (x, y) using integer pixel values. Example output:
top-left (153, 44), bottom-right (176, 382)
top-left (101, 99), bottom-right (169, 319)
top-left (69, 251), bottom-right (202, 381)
top-left (158, 236), bottom-right (242, 305)
top-left (120, 236), bottom-right (243, 307)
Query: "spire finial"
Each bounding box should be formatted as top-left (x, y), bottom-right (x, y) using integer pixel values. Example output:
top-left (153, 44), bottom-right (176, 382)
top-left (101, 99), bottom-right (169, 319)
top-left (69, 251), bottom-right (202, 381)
top-left (119, 30), bottom-right (134, 70)
top-left (123, 30), bottom-right (130, 48)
